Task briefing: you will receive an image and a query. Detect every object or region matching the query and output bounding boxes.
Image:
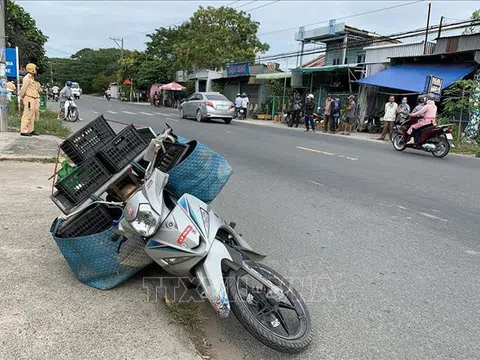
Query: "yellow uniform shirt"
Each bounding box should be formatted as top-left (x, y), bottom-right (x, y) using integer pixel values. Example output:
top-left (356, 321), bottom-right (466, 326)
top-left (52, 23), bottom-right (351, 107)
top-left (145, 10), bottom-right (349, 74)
top-left (20, 74), bottom-right (39, 99)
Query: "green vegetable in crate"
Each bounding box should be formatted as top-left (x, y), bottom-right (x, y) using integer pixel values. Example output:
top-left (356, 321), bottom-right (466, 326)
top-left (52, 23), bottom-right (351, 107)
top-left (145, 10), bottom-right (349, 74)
top-left (61, 166), bottom-right (98, 192)
top-left (57, 161), bottom-right (76, 181)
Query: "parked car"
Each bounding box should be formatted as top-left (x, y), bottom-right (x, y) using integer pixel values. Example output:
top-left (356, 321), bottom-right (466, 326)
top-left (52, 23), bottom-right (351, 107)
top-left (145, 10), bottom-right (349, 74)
top-left (71, 82), bottom-right (82, 99)
top-left (180, 92), bottom-right (235, 124)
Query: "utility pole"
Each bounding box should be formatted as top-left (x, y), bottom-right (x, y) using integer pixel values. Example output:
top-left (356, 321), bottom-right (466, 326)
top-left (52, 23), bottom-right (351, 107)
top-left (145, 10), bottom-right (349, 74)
top-left (423, 2), bottom-right (432, 55)
top-left (0, 0), bottom-right (8, 132)
top-left (110, 37), bottom-right (124, 59)
top-left (437, 16), bottom-right (444, 39)
top-left (49, 62), bottom-right (53, 84)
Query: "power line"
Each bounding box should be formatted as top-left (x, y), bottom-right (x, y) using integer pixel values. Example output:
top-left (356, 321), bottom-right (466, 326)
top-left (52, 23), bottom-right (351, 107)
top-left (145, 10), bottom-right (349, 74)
top-left (258, 0), bottom-right (425, 37)
top-left (244, 0), bottom-right (279, 12)
top-left (235, 1), bottom-right (257, 10)
top-left (258, 17), bottom-right (480, 63)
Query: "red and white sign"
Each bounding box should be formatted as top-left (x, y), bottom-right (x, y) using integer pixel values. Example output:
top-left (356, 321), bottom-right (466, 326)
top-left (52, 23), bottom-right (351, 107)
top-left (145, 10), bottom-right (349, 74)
top-left (176, 225), bottom-right (193, 245)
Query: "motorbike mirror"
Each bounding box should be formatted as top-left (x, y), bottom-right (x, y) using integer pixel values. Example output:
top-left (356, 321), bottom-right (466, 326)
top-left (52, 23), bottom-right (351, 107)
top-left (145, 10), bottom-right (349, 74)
top-left (143, 139), bottom-right (161, 162)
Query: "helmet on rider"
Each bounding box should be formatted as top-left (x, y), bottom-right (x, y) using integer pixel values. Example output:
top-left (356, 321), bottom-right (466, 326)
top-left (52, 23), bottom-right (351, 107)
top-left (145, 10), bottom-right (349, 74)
top-left (26, 63), bottom-right (37, 75)
top-left (66, 80), bottom-right (72, 87)
top-left (236, 93), bottom-right (241, 97)
top-left (417, 95), bottom-right (425, 104)
top-left (425, 93), bottom-right (435, 101)
top-left (242, 92), bottom-right (247, 97)
top-left (307, 94), bottom-right (314, 100)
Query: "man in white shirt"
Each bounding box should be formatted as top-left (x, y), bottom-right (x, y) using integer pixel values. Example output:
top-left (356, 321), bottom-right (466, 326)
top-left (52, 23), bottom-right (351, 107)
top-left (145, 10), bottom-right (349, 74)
top-left (378, 96), bottom-right (398, 141)
top-left (234, 93), bottom-right (243, 117)
top-left (241, 92), bottom-right (249, 118)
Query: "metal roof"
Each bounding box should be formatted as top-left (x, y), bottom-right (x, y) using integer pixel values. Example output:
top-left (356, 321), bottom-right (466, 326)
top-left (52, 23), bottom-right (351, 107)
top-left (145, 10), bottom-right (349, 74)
top-left (255, 72), bottom-right (291, 80)
top-left (300, 64), bottom-right (358, 74)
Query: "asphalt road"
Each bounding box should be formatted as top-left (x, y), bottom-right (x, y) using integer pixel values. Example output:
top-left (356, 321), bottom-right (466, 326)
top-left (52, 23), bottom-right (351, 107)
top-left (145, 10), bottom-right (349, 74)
top-left (72, 96), bottom-right (480, 359)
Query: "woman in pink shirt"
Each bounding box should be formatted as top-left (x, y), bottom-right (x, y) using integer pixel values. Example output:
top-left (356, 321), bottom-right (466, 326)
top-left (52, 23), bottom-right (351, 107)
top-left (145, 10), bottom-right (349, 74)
top-left (407, 93), bottom-right (437, 144)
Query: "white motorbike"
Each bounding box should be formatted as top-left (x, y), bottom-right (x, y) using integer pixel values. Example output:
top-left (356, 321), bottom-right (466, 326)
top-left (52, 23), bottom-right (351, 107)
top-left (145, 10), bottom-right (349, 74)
top-left (82, 128), bottom-right (312, 353)
top-left (61, 97), bottom-right (79, 122)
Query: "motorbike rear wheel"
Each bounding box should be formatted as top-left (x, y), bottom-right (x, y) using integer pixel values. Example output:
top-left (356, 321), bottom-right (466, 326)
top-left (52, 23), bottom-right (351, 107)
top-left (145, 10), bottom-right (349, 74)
top-left (226, 263), bottom-right (312, 353)
top-left (432, 136), bottom-right (450, 158)
top-left (392, 134), bottom-right (407, 151)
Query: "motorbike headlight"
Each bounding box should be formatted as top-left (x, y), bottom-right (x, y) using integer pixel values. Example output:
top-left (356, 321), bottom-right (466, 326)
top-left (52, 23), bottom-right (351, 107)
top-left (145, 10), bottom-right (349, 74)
top-left (130, 204), bottom-right (160, 237)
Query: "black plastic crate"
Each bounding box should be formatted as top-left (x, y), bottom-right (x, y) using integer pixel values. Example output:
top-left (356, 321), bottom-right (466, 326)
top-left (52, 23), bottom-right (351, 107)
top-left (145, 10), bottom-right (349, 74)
top-left (61, 115), bottom-right (116, 165)
top-left (56, 204), bottom-right (122, 238)
top-left (97, 126), bottom-right (148, 173)
top-left (136, 126), bottom-right (156, 143)
top-left (55, 156), bottom-right (112, 206)
top-left (154, 141), bottom-right (190, 173)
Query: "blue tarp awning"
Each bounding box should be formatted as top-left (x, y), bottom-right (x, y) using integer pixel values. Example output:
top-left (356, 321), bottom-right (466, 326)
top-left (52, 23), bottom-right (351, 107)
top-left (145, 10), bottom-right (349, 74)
top-left (356, 63), bottom-right (478, 92)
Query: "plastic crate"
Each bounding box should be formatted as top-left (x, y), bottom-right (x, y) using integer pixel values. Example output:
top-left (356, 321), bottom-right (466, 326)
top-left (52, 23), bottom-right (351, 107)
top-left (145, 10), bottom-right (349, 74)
top-left (56, 204), bottom-right (121, 238)
top-left (61, 115), bottom-right (116, 165)
top-left (97, 126), bottom-right (148, 173)
top-left (136, 127), bottom-right (156, 143)
top-left (154, 141), bottom-right (190, 173)
top-left (55, 156), bottom-right (112, 206)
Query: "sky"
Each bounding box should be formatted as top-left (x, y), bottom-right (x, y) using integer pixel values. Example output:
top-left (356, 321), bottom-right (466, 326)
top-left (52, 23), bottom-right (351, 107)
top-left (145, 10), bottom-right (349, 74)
top-left (18, 0), bottom-right (480, 71)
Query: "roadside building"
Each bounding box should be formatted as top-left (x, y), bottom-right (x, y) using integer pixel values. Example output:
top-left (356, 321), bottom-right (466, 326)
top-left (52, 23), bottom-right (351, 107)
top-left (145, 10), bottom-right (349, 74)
top-left (291, 21), bottom-right (399, 111)
top-left (357, 33), bottom-right (480, 135)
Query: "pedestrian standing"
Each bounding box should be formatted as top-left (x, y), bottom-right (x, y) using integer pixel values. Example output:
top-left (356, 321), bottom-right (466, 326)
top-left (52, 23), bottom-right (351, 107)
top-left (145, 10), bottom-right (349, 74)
top-left (303, 94), bottom-right (316, 132)
top-left (331, 97), bottom-right (341, 133)
top-left (343, 95), bottom-right (356, 135)
top-left (292, 99), bottom-right (302, 128)
top-left (378, 96), bottom-right (398, 141)
top-left (323, 94), bottom-right (333, 133)
top-left (19, 63), bottom-right (40, 137)
top-left (397, 97), bottom-right (410, 123)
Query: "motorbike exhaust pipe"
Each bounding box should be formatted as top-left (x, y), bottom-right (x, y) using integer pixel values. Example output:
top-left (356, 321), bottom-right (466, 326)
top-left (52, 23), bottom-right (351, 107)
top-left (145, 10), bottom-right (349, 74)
top-left (422, 143), bottom-right (436, 151)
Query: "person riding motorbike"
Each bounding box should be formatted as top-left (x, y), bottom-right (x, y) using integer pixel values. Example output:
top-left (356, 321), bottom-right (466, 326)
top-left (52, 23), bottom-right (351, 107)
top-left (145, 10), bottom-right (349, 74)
top-left (407, 93), bottom-right (437, 145)
top-left (234, 93), bottom-right (243, 118)
top-left (58, 81), bottom-right (74, 120)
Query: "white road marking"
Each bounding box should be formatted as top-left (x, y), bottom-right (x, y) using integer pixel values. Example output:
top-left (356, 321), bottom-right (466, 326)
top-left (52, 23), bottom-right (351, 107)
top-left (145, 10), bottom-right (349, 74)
top-left (79, 118), bottom-right (84, 121)
top-left (419, 212), bottom-right (448, 222)
top-left (107, 110), bottom-right (118, 114)
top-left (92, 110), bottom-right (99, 114)
top-left (465, 250), bottom-right (480, 255)
top-left (226, 130), bottom-right (234, 134)
top-left (346, 157), bottom-right (359, 161)
top-left (296, 146), bottom-right (335, 156)
top-left (139, 112), bottom-right (154, 116)
top-left (396, 205), bottom-right (408, 210)
top-left (308, 180), bottom-right (325, 187)
top-left (122, 111), bottom-right (136, 115)
top-left (163, 114), bottom-right (175, 118)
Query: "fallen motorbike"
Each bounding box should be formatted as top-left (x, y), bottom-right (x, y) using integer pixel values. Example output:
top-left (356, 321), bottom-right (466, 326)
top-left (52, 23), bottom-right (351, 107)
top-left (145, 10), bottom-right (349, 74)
top-left (60, 97), bottom-right (79, 122)
top-left (392, 118), bottom-right (454, 158)
top-left (105, 93), bottom-right (111, 101)
top-left (56, 127), bottom-right (313, 353)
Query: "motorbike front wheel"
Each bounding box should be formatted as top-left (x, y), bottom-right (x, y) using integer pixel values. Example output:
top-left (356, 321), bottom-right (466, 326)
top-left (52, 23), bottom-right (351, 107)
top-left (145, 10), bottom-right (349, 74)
top-left (67, 108), bottom-right (79, 122)
top-left (226, 263), bottom-right (312, 353)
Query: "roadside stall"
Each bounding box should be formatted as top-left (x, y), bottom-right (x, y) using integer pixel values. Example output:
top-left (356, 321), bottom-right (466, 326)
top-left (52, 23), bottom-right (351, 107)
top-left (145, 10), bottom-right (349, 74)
top-left (160, 82), bottom-right (187, 108)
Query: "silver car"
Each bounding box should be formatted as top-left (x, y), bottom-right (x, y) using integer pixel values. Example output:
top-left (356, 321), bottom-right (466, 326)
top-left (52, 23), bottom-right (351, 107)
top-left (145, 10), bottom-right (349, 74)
top-left (180, 92), bottom-right (235, 124)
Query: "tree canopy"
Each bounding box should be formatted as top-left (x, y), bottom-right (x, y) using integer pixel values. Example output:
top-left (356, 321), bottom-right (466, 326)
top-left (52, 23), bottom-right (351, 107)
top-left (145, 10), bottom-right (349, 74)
top-left (463, 9), bottom-right (480, 35)
top-left (6, 0), bottom-right (48, 70)
top-left (173, 6), bottom-right (269, 70)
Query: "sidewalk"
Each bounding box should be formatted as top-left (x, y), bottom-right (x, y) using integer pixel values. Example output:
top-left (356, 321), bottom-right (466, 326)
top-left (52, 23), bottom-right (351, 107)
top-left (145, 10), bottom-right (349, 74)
top-left (241, 118), bottom-right (383, 143)
top-left (0, 132), bottom-right (62, 160)
top-left (0, 135), bottom-right (201, 360)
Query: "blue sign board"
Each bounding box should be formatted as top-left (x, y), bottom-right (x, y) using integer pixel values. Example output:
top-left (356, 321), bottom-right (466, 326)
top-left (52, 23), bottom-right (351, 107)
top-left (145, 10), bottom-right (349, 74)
top-left (226, 62), bottom-right (250, 77)
top-left (5, 48), bottom-right (18, 78)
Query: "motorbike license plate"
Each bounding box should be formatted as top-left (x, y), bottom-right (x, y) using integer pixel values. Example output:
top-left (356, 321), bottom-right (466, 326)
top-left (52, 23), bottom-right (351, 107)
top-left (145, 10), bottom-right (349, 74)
top-left (446, 133), bottom-right (453, 140)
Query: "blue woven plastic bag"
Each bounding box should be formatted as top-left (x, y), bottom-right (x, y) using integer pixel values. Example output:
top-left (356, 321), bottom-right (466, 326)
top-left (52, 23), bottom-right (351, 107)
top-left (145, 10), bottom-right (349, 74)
top-left (51, 217), bottom-right (152, 290)
top-left (167, 138), bottom-right (232, 204)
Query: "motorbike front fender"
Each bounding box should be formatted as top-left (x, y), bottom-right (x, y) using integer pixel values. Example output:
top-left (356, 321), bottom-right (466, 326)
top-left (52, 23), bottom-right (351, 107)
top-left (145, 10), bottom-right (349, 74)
top-left (195, 239), bottom-right (232, 317)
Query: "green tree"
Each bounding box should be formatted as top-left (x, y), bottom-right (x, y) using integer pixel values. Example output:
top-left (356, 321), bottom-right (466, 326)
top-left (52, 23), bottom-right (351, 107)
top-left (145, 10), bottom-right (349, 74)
top-left (6, 0), bottom-right (48, 69)
top-left (47, 48), bottom-right (123, 93)
top-left (440, 79), bottom-right (474, 138)
top-left (172, 6), bottom-right (269, 70)
top-left (463, 9), bottom-right (480, 35)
